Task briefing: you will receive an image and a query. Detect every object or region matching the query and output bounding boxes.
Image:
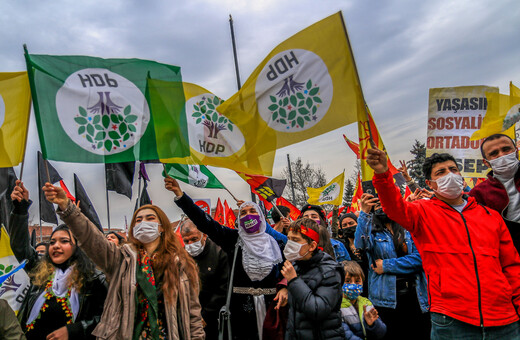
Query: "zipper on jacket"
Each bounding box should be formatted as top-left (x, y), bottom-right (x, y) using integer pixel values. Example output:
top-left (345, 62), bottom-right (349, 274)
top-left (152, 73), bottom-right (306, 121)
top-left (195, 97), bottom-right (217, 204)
top-left (446, 203), bottom-right (484, 328)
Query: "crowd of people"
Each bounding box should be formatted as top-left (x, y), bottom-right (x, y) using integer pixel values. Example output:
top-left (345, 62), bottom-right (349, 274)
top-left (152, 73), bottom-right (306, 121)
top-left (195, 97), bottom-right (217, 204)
top-left (1, 132), bottom-right (520, 339)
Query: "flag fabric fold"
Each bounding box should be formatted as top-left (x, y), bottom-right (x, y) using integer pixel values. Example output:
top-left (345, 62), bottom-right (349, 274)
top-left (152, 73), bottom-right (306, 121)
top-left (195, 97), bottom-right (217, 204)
top-left (214, 198), bottom-right (225, 225)
top-left (237, 172), bottom-right (287, 210)
top-left (357, 106), bottom-right (405, 187)
top-left (0, 72), bottom-right (32, 167)
top-left (135, 180), bottom-right (152, 212)
top-left (25, 53), bottom-right (188, 163)
top-left (217, 12), bottom-right (365, 152)
top-left (74, 174), bottom-right (103, 232)
top-left (0, 167), bottom-right (17, 230)
top-left (224, 200), bottom-right (236, 229)
top-left (163, 163), bottom-right (224, 189)
top-left (276, 196), bottom-right (301, 221)
top-left (160, 82), bottom-right (275, 175)
top-left (470, 82), bottom-right (519, 140)
top-left (307, 172), bottom-right (345, 206)
top-left (343, 134), bottom-right (360, 159)
top-left (105, 162), bottom-right (135, 199)
top-left (37, 152), bottom-right (61, 225)
top-left (0, 226), bottom-right (30, 314)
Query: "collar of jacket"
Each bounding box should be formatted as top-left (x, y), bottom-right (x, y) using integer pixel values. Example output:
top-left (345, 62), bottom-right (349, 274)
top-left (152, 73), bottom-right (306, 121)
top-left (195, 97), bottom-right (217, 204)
top-left (429, 194), bottom-right (476, 211)
top-left (485, 165), bottom-right (520, 185)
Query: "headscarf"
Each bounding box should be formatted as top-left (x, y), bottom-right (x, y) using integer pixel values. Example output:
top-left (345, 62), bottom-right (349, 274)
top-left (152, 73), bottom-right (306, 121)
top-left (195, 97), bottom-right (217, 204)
top-left (238, 201), bottom-right (283, 281)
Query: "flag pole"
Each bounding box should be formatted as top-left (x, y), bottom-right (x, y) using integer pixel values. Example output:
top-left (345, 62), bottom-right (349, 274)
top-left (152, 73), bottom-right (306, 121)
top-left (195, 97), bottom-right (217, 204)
top-left (286, 154), bottom-right (297, 204)
top-left (37, 152), bottom-right (43, 242)
top-left (229, 14), bottom-right (256, 203)
top-left (338, 12), bottom-right (376, 148)
top-left (137, 162), bottom-right (142, 207)
top-left (104, 168), bottom-right (111, 231)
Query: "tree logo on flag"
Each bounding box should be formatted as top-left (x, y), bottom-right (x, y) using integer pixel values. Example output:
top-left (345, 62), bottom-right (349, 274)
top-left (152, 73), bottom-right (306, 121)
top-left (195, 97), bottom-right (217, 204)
top-left (319, 183), bottom-right (339, 203)
top-left (186, 93), bottom-right (245, 157)
top-left (56, 69), bottom-right (150, 155)
top-left (256, 49), bottom-right (332, 132)
top-left (188, 165), bottom-right (209, 188)
top-left (503, 104), bottom-right (520, 131)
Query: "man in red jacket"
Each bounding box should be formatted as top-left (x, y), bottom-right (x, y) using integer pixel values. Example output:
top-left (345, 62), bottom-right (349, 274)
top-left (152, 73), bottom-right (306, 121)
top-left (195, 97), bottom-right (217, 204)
top-left (366, 147), bottom-right (520, 339)
top-left (469, 133), bottom-right (520, 253)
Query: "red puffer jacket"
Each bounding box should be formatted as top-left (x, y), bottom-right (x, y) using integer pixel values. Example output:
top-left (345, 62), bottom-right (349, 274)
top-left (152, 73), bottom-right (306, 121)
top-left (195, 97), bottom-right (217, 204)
top-left (373, 170), bottom-right (520, 327)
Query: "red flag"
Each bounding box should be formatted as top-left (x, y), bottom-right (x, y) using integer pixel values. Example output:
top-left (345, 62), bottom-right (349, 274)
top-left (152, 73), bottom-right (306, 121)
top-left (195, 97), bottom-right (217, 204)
top-left (237, 172), bottom-right (286, 210)
top-left (224, 200), bottom-right (236, 229)
top-left (59, 180), bottom-right (76, 202)
top-left (404, 186), bottom-right (412, 200)
top-left (343, 134), bottom-right (360, 159)
top-left (350, 174), bottom-right (363, 212)
top-left (214, 198), bottom-right (225, 225)
top-left (338, 206), bottom-right (346, 215)
top-left (276, 196), bottom-right (301, 221)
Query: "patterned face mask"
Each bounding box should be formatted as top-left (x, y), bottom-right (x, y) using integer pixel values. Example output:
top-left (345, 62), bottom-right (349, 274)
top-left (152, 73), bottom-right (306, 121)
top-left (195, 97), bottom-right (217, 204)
top-left (343, 283), bottom-right (363, 300)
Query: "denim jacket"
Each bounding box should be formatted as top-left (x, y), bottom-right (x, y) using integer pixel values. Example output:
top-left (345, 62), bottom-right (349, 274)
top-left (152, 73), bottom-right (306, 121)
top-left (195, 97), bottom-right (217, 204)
top-left (354, 211), bottom-right (429, 312)
top-left (265, 223), bottom-right (351, 262)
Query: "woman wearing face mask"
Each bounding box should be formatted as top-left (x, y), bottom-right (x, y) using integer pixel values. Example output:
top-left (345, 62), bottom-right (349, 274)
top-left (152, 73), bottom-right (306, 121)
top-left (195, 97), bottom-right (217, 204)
top-left (354, 193), bottom-right (429, 340)
top-left (9, 181), bottom-right (108, 340)
top-left (281, 218), bottom-right (345, 339)
top-left (42, 183), bottom-right (204, 340)
top-left (164, 175), bottom-right (287, 340)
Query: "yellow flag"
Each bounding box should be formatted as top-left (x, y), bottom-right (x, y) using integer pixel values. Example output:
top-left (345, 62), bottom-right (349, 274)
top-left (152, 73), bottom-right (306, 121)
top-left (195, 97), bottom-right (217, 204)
top-left (161, 83), bottom-right (275, 175)
top-left (0, 72), bottom-right (31, 167)
top-left (470, 82), bottom-right (519, 140)
top-left (357, 106), bottom-right (400, 182)
top-left (217, 12), bottom-right (365, 151)
top-left (0, 227), bottom-right (30, 314)
top-left (307, 172), bottom-right (345, 206)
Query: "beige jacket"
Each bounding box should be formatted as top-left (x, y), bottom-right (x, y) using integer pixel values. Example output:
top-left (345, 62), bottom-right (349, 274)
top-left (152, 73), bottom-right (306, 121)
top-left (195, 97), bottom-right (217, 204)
top-left (58, 202), bottom-right (205, 340)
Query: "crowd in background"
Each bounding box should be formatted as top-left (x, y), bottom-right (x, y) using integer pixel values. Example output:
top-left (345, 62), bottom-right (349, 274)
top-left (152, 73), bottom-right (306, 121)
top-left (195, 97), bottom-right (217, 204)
top-left (2, 133), bottom-right (520, 340)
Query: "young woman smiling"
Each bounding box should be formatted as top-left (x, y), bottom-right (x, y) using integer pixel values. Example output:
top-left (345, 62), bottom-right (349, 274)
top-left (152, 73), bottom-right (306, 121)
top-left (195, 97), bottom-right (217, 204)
top-left (42, 182), bottom-right (204, 340)
top-left (10, 181), bottom-right (107, 340)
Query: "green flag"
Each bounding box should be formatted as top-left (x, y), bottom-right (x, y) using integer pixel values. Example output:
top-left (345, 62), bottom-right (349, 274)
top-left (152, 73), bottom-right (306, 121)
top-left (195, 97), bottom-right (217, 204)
top-left (163, 163), bottom-right (225, 189)
top-left (25, 53), bottom-right (190, 163)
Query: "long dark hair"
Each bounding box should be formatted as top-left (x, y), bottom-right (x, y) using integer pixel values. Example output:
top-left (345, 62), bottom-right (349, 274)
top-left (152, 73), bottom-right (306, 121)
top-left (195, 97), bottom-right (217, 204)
top-left (371, 211), bottom-right (407, 257)
top-left (30, 225), bottom-right (96, 292)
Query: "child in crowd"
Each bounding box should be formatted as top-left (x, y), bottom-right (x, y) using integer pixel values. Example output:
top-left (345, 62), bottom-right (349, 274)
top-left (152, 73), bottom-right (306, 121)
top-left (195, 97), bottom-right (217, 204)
top-left (341, 261), bottom-right (386, 340)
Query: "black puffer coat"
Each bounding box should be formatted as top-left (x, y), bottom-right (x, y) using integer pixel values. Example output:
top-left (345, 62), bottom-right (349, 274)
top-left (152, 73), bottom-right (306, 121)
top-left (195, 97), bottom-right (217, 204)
top-left (285, 251), bottom-right (346, 340)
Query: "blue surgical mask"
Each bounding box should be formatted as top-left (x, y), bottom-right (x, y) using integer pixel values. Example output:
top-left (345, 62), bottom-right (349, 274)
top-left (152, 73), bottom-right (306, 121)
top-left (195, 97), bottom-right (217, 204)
top-left (343, 283), bottom-right (363, 300)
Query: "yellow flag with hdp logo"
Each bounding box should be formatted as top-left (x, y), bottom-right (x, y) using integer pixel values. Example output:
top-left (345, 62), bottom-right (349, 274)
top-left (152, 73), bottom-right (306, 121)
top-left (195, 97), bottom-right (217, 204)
top-left (470, 82), bottom-right (519, 140)
top-left (307, 172), bottom-right (345, 206)
top-left (217, 12), bottom-right (365, 151)
top-left (0, 72), bottom-right (31, 167)
top-left (0, 226), bottom-right (30, 314)
top-left (160, 82), bottom-right (275, 175)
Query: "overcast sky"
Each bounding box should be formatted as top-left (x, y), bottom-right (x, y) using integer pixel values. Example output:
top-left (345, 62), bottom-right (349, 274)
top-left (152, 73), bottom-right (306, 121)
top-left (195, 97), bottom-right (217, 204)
top-left (1, 0), bottom-right (519, 229)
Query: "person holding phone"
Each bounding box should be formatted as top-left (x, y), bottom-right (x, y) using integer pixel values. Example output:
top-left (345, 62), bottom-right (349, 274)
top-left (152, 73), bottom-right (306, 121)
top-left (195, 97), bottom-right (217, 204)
top-left (354, 193), bottom-right (429, 339)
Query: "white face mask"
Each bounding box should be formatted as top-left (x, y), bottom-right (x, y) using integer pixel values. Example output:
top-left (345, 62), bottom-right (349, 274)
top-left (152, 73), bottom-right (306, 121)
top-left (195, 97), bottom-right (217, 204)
top-left (283, 240), bottom-right (309, 262)
top-left (133, 221), bottom-right (161, 244)
top-left (185, 237), bottom-right (205, 257)
top-left (431, 172), bottom-right (464, 200)
top-left (488, 152), bottom-right (519, 179)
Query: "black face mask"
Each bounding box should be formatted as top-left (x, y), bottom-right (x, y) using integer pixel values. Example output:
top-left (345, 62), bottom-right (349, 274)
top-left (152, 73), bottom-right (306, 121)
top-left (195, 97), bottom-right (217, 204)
top-left (344, 226), bottom-right (357, 239)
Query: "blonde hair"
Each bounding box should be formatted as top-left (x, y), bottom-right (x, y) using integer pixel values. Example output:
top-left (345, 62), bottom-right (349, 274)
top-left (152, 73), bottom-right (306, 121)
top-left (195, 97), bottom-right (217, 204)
top-left (30, 259), bottom-right (87, 291)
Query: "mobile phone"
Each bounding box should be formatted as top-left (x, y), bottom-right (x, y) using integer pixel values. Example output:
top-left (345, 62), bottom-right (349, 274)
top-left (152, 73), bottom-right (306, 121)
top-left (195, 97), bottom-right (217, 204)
top-left (361, 181), bottom-right (378, 198)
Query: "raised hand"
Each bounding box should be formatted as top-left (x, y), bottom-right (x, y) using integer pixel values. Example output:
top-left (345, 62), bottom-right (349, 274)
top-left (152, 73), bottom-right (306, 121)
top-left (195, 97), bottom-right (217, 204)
top-left (359, 193), bottom-right (379, 214)
top-left (164, 175), bottom-right (183, 197)
top-left (363, 305), bottom-right (379, 326)
top-left (42, 183), bottom-right (69, 211)
top-left (366, 148), bottom-right (388, 174)
top-left (11, 180), bottom-right (29, 202)
top-left (397, 160), bottom-right (412, 181)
